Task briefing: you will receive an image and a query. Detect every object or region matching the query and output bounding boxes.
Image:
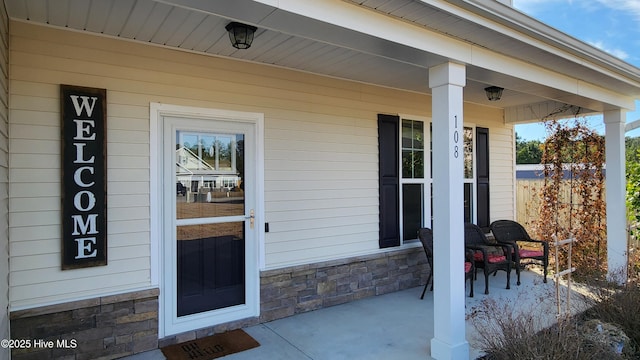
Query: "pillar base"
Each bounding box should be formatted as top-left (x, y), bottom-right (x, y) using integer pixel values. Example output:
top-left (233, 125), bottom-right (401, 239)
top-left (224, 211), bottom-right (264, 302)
top-left (431, 338), bottom-right (469, 360)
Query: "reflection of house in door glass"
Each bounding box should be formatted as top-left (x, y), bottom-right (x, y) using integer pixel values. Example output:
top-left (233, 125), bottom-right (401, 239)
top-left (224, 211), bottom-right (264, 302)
top-left (176, 131), bottom-right (243, 196)
top-left (174, 129), bottom-right (247, 317)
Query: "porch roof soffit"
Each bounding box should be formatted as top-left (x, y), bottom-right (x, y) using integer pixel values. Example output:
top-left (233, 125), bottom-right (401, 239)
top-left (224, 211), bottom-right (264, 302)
top-left (277, 0), bottom-right (640, 109)
top-left (7, 0), bottom-right (640, 120)
top-left (151, 0), bottom-right (640, 113)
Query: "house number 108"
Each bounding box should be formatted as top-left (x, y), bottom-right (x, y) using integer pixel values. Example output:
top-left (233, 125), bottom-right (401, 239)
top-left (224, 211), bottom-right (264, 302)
top-left (453, 115), bottom-right (460, 158)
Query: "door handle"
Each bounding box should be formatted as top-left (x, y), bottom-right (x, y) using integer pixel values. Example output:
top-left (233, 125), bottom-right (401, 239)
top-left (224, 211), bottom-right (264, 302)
top-left (247, 209), bottom-right (255, 229)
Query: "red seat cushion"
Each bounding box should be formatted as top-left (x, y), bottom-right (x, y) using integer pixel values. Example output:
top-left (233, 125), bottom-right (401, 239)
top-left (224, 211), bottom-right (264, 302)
top-left (519, 249), bottom-right (544, 258)
top-left (473, 252), bottom-right (506, 263)
top-left (464, 262), bottom-right (472, 273)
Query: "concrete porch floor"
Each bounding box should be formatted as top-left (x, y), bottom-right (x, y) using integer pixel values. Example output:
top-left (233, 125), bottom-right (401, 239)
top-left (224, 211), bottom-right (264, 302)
top-left (124, 270), bottom-right (579, 360)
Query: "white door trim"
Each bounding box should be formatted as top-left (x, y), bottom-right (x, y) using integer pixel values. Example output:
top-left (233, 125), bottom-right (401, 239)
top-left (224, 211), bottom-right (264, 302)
top-left (150, 103), bottom-right (264, 338)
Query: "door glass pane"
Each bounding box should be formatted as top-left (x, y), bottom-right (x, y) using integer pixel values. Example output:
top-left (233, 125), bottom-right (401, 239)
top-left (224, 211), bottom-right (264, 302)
top-left (403, 184), bottom-right (423, 241)
top-left (200, 135), bottom-right (216, 168)
top-left (217, 136), bottom-right (233, 171)
top-left (176, 131), bottom-right (245, 219)
top-left (177, 222), bottom-right (245, 317)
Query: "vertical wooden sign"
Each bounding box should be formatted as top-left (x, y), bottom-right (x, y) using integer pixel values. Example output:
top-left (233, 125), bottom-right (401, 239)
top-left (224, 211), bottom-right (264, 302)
top-left (61, 85), bottom-right (107, 269)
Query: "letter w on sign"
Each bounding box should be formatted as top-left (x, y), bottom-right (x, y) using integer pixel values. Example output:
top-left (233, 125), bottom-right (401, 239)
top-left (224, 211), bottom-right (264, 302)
top-left (70, 95), bottom-right (98, 117)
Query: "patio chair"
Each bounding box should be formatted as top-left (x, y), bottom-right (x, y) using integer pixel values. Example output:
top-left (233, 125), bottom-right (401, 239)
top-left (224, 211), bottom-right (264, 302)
top-left (417, 228), bottom-right (434, 299)
top-left (490, 220), bottom-right (549, 285)
top-left (418, 228), bottom-right (474, 299)
top-left (464, 223), bottom-right (512, 295)
top-left (464, 249), bottom-right (475, 298)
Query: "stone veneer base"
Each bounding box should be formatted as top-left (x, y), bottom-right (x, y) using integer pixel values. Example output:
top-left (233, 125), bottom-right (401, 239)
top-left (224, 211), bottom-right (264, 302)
top-left (258, 246), bottom-right (428, 322)
top-left (10, 246), bottom-right (428, 358)
top-left (10, 289), bottom-right (159, 360)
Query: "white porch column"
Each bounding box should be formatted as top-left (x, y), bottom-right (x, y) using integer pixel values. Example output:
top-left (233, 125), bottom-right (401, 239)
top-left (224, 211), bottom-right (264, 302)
top-left (604, 110), bottom-right (628, 282)
top-left (429, 62), bottom-right (468, 360)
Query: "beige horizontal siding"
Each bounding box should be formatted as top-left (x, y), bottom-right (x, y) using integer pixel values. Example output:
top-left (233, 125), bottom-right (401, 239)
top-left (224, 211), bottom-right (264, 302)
top-left (266, 206), bottom-right (378, 222)
top-left (488, 126), bottom-right (516, 221)
top-left (10, 268), bottom-right (150, 308)
top-left (10, 23), bottom-right (156, 309)
top-left (0, 0), bottom-right (9, 352)
top-left (266, 238), bottom-right (380, 268)
top-left (263, 111), bottom-right (381, 268)
top-left (9, 20), bottom-right (514, 308)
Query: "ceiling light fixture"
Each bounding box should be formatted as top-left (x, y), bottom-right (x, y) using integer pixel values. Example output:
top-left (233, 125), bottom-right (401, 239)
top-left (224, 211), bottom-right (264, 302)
top-left (484, 86), bottom-right (504, 101)
top-left (225, 22), bottom-right (257, 49)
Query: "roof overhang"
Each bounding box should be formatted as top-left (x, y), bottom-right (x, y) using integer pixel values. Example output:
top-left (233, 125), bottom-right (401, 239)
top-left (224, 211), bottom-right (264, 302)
top-left (6, 0), bottom-right (640, 123)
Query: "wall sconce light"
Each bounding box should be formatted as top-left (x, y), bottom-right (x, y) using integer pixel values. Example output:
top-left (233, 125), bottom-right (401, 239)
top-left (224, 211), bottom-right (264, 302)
top-left (484, 86), bottom-right (504, 101)
top-left (225, 22), bottom-right (257, 49)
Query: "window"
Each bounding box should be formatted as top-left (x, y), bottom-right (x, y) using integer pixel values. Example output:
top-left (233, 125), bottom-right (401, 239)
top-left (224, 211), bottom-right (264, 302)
top-left (400, 119), bottom-right (429, 242)
top-left (399, 118), bottom-right (477, 243)
top-left (377, 114), bottom-right (490, 248)
top-left (463, 127), bottom-right (474, 224)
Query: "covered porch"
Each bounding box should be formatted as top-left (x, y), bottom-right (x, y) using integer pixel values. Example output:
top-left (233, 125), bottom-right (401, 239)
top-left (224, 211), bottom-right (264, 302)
top-left (5, 1), bottom-right (640, 359)
top-left (127, 270), bottom-right (574, 359)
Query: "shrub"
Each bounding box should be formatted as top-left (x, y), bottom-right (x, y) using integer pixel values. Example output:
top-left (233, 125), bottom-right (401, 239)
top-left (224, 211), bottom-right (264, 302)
top-left (470, 278), bottom-right (640, 359)
top-left (584, 278), bottom-right (640, 354)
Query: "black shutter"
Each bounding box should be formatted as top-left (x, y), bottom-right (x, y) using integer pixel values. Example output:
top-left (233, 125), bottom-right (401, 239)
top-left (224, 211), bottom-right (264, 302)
top-left (476, 127), bottom-right (490, 231)
top-left (378, 114), bottom-right (400, 248)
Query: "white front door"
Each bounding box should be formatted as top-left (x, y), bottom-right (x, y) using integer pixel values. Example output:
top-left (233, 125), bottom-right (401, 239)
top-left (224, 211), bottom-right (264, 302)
top-left (156, 107), bottom-right (261, 336)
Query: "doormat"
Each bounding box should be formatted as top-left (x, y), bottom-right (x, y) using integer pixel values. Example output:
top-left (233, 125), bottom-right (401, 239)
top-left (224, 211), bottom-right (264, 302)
top-left (161, 329), bottom-right (260, 360)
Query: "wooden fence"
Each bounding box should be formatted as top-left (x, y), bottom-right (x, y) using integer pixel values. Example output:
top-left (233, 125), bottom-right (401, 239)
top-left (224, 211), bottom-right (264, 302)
top-left (516, 180), bottom-right (579, 229)
top-left (517, 179), bottom-right (640, 277)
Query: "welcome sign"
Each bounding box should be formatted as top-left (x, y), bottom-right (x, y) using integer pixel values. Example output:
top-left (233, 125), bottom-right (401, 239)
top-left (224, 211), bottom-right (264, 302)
top-left (61, 85), bottom-right (107, 269)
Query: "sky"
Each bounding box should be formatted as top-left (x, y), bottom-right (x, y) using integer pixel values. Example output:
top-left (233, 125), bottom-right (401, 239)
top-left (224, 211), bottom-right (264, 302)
top-left (510, 0), bottom-right (640, 140)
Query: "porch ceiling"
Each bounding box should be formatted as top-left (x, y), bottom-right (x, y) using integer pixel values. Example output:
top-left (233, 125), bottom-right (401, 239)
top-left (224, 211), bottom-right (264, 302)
top-left (7, 0), bottom-right (640, 121)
